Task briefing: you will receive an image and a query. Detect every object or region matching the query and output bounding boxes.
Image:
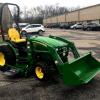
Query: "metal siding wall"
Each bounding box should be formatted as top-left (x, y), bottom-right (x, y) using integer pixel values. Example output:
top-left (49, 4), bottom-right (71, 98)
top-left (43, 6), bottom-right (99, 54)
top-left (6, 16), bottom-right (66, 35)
top-left (46, 18), bottom-right (51, 24)
top-left (80, 5), bottom-right (100, 21)
top-left (66, 11), bottom-right (79, 22)
top-left (58, 15), bottom-right (65, 23)
top-left (51, 16), bottom-right (57, 23)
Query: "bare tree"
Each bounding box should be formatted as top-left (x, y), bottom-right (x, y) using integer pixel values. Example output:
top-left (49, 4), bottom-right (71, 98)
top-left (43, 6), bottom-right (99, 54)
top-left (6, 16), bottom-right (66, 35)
top-left (19, 4), bottom-right (78, 24)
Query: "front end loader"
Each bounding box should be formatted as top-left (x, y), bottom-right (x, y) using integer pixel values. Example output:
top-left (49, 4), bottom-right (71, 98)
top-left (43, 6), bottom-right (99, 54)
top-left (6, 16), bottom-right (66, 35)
top-left (0, 3), bottom-right (100, 86)
top-left (29, 35), bottom-right (100, 86)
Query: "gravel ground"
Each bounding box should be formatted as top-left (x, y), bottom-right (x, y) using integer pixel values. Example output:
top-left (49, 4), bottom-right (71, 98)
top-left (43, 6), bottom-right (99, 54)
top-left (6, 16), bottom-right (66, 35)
top-left (0, 28), bottom-right (100, 100)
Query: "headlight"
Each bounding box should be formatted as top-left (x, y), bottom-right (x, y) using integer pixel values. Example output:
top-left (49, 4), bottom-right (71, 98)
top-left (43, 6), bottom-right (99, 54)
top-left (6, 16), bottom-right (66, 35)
top-left (55, 60), bottom-right (58, 64)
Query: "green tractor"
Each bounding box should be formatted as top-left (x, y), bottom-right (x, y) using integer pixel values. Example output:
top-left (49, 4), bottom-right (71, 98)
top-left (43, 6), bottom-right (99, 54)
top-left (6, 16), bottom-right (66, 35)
top-left (0, 3), bottom-right (100, 86)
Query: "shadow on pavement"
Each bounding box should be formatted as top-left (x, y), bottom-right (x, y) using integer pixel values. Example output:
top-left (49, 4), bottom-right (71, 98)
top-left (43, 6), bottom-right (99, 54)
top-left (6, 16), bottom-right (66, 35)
top-left (0, 77), bottom-right (100, 100)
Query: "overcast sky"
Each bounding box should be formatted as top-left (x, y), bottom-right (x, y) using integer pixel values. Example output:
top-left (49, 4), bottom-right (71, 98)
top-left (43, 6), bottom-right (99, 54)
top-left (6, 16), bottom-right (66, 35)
top-left (0, 0), bottom-right (100, 9)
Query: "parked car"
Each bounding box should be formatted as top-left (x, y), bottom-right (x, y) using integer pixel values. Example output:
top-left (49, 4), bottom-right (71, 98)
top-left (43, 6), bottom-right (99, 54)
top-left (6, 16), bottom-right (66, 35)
top-left (45, 24), bottom-right (52, 28)
top-left (70, 23), bottom-right (83, 29)
top-left (21, 24), bottom-right (45, 35)
top-left (83, 23), bottom-right (100, 31)
top-left (60, 23), bottom-right (70, 29)
top-left (46, 23), bottom-right (60, 28)
top-left (51, 23), bottom-right (60, 28)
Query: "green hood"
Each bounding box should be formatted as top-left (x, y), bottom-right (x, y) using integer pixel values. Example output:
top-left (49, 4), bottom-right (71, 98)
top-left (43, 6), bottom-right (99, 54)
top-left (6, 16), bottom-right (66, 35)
top-left (30, 36), bottom-right (68, 47)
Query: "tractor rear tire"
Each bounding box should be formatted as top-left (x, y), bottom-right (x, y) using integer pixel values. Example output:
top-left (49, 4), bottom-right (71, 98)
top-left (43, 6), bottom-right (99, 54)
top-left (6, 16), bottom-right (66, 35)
top-left (0, 43), bottom-right (16, 69)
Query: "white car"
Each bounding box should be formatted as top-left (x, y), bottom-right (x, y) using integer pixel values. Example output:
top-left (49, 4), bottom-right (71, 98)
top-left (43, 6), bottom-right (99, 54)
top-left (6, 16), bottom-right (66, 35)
top-left (21, 24), bottom-right (45, 35)
top-left (70, 23), bottom-right (83, 29)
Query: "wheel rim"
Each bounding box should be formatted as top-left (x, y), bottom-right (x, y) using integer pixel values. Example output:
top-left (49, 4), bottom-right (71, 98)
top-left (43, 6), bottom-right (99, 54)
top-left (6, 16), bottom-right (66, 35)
top-left (35, 67), bottom-right (44, 79)
top-left (0, 52), bottom-right (5, 66)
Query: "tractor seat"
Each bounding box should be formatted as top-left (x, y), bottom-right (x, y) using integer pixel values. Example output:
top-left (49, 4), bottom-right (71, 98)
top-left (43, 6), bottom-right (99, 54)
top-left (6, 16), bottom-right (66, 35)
top-left (8, 28), bottom-right (26, 43)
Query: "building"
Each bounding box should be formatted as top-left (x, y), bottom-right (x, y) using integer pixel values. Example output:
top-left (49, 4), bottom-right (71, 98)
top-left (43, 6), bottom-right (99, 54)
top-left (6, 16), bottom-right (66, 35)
top-left (43, 4), bottom-right (100, 25)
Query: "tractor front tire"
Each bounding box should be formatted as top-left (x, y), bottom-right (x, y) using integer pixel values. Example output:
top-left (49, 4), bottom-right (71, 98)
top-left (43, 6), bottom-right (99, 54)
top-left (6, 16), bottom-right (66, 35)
top-left (34, 62), bottom-right (51, 82)
top-left (0, 43), bottom-right (16, 69)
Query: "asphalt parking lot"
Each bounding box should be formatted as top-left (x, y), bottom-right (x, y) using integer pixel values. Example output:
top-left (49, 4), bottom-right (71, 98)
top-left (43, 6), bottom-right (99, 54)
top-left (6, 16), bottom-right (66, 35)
top-left (0, 28), bottom-right (100, 100)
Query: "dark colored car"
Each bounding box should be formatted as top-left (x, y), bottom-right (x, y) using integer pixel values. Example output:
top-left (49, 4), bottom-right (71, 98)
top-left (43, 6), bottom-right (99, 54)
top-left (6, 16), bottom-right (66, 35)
top-left (46, 24), bottom-right (52, 28)
top-left (83, 23), bottom-right (100, 31)
top-left (60, 23), bottom-right (70, 29)
top-left (46, 24), bottom-right (60, 28)
top-left (52, 23), bottom-right (60, 28)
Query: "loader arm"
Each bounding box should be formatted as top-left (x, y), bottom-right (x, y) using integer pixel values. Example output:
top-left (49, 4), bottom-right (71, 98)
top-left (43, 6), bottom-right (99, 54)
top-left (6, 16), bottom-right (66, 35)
top-left (49, 35), bottom-right (80, 58)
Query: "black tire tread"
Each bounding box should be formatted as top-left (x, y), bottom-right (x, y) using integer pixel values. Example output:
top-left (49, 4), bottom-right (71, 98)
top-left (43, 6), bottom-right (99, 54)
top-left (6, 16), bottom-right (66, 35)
top-left (0, 43), bottom-right (16, 66)
top-left (34, 62), bottom-right (51, 81)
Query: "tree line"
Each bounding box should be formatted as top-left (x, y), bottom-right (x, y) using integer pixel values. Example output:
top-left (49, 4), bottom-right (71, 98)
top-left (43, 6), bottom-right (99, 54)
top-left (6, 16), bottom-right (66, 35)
top-left (13, 4), bottom-right (80, 24)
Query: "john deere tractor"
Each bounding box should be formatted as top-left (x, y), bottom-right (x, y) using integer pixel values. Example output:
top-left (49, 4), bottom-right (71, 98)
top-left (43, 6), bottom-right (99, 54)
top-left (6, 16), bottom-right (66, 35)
top-left (0, 3), bottom-right (100, 86)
